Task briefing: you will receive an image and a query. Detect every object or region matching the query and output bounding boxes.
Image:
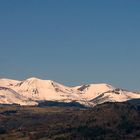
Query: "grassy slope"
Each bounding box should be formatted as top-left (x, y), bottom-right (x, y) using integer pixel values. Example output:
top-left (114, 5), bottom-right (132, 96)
top-left (0, 103), bottom-right (140, 140)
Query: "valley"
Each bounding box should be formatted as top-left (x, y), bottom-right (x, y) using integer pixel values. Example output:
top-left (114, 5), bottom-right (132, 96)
top-left (0, 102), bottom-right (140, 140)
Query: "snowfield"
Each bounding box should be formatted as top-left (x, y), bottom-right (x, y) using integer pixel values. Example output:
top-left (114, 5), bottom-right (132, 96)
top-left (0, 77), bottom-right (140, 107)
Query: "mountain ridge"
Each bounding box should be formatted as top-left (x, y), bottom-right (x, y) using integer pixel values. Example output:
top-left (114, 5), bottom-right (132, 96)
top-left (0, 77), bottom-right (140, 107)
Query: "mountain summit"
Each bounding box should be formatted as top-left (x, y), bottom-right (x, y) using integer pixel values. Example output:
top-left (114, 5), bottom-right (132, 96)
top-left (0, 77), bottom-right (140, 107)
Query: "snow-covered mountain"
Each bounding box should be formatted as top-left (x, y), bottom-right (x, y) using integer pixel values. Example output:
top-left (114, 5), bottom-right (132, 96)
top-left (0, 86), bottom-right (37, 105)
top-left (0, 77), bottom-right (140, 107)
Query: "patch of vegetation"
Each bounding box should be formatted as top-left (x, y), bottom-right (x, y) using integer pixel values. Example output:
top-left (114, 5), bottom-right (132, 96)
top-left (0, 102), bottom-right (140, 140)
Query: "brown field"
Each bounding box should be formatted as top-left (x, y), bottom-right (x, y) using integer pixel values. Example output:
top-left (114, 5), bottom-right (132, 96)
top-left (0, 103), bottom-right (140, 140)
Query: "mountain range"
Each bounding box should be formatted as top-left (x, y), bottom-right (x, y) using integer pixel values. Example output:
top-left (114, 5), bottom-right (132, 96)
top-left (0, 77), bottom-right (140, 107)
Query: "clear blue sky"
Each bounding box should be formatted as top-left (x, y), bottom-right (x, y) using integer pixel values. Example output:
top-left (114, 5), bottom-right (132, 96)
top-left (0, 0), bottom-right (140, 90)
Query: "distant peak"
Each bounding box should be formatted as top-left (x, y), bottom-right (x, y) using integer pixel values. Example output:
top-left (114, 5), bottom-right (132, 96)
top-left (26, 77), bottom-right (40, 81)
top-left (24, 77), bottom-right (42, 81)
